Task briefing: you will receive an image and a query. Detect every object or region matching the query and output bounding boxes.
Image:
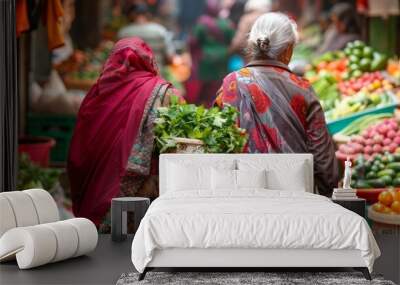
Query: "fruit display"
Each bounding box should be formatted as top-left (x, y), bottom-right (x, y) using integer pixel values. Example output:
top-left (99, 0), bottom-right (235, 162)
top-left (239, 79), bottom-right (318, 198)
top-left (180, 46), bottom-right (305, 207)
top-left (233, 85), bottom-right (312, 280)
top-left (334, 113), bottom-right (393, 138)
top-left (325, 90), bottom-right (394, 121)
top-left (387, 59), bottom-right (400, 80)
top-left (343, 40), bottom-right (387, 78)
top-left (368, 189), bottom-right (400, 225)
top-left (350, 153), bottom-right (400, 189)
top-left (338, 71), bottom-right (394, 96)
top-left (336, 117), bottom-right (400, 161)
top-left (311, 74), bottom-right (340, 111)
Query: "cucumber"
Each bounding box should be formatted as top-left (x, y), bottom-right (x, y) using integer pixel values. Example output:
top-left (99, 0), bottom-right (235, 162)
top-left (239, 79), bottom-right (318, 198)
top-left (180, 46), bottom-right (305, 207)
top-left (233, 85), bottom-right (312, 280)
top-left (366, 178), bottom-right (386, 188)
top-left (366, 172), bottom-right (377, 179)
top-left (393, 177), bottom-right (400, 187)
top-left (355, 180), bottom-right (371, 189)
top-left (393, 154), bottom-right (400, 162)
top-left (377, 169), bottom-right (396, 178)
top-left (387, 162), bottom-right (400, 172)
top-left (380, 175), bottom-right (392, 186)
top-left (397, 172), bottom-right (400, 179)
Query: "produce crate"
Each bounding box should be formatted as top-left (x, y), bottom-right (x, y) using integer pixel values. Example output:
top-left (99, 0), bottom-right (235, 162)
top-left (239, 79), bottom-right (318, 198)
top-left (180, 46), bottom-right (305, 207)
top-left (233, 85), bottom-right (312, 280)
top-left (327, 93), bottom-right (398, 134)
top-left (27, 113), bottom-right (77, 163)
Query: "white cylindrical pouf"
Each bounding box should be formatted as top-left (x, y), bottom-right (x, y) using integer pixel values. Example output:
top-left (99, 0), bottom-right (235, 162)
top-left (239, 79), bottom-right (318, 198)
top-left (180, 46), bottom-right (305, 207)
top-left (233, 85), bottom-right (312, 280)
top-left (42, 221), bottom-right (79, 262)
top-left (1, 192), bottom-right (39, 227)
top-left (0, 226), bottom-right (57, 269)
top-left (65, 218), bottom-right (98, 257)
top-left (23, 189), bottom-right (59, 224)
top-left (0, 196), bottom-right (17, 237)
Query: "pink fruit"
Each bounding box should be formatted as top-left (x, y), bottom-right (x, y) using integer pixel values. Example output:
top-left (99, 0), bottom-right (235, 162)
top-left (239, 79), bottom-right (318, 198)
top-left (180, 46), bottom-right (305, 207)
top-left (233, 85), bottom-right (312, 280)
top-left (389, 143), bottom-right (398, 153)
top-left (365, 139), bottom-right (374, 146)
top-left (383, 138), bottom-right (392, 146)
top-left (394, 136), bottom-right (400, 145)
top-left (373, 134), bottom-right (384, 144)
top-left (352, 135), bottom-right (365, 144)
top-left (378, 125), bottom-right (389, 135)
top-left (382, 146), bottom-right (390, 153)
top-left (373, 144), bottom-right (382, 153)
top-left (362, 130), bottom-right (370, 139)
top-left (387, 130), bottom-right (396, 139)
top-left (370, 130), bottom-right (379, 138)
top-left (364, 145), bottom-right (373, 154)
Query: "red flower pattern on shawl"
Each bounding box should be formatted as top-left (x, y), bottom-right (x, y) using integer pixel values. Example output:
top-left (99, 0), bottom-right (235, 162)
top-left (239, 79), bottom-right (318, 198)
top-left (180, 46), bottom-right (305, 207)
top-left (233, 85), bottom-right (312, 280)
top-left (290, 94), bottom-right (307, 128)
top-left (290, 73), bottom-right (310, 90)
top-left (248, 83), bottom-right (271, 113)
top-left (222, 74), bottom-right (238, 103)
top-left (250, 124), bottom-right (280, 152)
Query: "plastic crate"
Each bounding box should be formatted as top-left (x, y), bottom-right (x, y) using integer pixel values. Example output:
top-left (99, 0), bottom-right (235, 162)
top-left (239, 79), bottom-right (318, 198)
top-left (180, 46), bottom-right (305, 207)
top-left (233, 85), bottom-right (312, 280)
top-left (27, 113), bottom-right (76, 163)
top-left (326, 93), bottom-right (398, 134)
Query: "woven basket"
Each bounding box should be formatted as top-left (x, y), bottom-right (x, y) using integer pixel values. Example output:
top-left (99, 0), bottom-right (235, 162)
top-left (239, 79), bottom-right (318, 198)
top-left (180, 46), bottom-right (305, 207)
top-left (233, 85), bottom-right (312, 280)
top-left (172, 137), bottom-right (205, 154)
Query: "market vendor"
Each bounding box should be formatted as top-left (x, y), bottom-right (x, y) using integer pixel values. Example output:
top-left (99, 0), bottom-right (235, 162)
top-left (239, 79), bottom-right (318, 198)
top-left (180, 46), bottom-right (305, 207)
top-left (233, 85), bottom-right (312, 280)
top-left (215, 12), bottom-right (339, 196)
top-left (317, 3), bottom-right (361, 54)
top-left (67, 37), bottom-right (181, 228)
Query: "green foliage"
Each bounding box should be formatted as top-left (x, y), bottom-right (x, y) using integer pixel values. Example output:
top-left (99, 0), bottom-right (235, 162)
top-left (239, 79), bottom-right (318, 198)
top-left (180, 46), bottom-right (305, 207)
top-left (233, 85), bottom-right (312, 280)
top-left (17, 154), bottom-right (61, 192)
top-left (154, 98), bottom-right (248, 153)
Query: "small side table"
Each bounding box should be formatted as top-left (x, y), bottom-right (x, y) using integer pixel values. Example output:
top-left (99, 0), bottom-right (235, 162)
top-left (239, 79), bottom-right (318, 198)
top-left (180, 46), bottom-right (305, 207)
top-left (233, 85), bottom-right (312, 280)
top-left (332, 197), bottom-right (366, 218)
top-left (111, 197), bottom-right (150, 242)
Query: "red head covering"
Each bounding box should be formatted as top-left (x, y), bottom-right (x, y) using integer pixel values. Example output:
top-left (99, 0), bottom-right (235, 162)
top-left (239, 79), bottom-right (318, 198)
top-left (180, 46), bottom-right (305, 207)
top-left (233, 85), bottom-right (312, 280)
top-left (68, 38), bottom-right (169, 225)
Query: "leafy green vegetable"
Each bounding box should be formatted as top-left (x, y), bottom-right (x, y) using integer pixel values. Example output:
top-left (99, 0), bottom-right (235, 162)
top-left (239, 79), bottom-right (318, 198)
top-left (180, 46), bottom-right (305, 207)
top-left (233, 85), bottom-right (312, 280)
top-left (17, 154), bottom-right (61, 192)
top-left (154, 98), bottom-right (248, 153)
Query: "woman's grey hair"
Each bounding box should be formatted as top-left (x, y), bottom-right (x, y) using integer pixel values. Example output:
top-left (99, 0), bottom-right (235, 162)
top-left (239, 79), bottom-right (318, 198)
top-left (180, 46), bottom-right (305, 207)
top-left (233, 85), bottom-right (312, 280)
top-left (247, 12), bottom-right (298, 60)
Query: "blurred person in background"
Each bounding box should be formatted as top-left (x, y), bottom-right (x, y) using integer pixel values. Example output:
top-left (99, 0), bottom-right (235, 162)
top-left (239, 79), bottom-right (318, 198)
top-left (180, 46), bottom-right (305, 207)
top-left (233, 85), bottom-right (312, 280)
top-left (215, 13), bottom-right (338, 196)
top-left (229, 0), bottom-right (273, 55)
top-left (317, 2), bottom-right (360, 54)
top-left (118, 3), bottom-right (175, 69)
top-left (68, 38), bottom-right (182, 230)
top-left (185, 0), bottom-right (234, 107)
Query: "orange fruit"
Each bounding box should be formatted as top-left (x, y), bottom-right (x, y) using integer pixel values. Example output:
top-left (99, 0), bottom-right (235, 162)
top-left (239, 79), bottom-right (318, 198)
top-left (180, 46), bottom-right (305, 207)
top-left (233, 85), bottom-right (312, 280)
top-left (372, 202), bottom-right (385, 212)
top-left (391, 201), bottom-right (400, 214)
top-left (378, 191), bottom-right (394, 206)
top-left (391, 190), bottom-right (400, 202)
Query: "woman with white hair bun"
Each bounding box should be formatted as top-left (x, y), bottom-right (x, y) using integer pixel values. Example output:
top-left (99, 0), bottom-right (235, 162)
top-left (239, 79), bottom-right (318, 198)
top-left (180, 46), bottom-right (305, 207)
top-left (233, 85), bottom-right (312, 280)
top-left (215, 12), bottom-right (339, 196)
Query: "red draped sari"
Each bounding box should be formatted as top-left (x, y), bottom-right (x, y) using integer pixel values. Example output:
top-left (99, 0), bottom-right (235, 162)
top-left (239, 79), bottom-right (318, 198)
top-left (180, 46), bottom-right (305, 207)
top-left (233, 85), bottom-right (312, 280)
top-left (68, 38), bottom-right (173, 225)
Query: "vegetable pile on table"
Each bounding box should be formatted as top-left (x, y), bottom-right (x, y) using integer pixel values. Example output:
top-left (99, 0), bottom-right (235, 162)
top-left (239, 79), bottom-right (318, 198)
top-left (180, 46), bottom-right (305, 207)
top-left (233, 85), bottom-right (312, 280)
top-left (336, 117), bottom-right (400, 160)
top-left (154, 97), bottom-right (247, 153)
top-left (351, 153), bottom-right (400, 189)
top-left (305, 41), bottom-right (398, 122)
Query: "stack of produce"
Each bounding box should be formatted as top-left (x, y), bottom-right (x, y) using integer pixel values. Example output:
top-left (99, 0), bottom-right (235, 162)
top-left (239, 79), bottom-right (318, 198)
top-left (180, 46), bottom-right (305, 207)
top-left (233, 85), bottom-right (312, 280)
top-left (154, 97), bottom-right (248, 153)
top-left (336, 117), bottom-right (400, 160)
top-left (338, 71), bottom-right (394, 96)
top-left (325, 90), bottom-right (393, 121)
top-left (350, 153), bottom-right (400, 189)
top-left (343, 40), bottom-right (387, 79)
top-left (371, 189), bottom-right (400, 214)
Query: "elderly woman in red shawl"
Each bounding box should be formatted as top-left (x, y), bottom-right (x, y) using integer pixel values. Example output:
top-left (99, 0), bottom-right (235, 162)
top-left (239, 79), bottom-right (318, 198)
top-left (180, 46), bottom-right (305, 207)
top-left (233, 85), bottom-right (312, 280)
top-left (68, 38), bottom-right (180, 227)
top-left (215, 13), bottom-right (339, 196)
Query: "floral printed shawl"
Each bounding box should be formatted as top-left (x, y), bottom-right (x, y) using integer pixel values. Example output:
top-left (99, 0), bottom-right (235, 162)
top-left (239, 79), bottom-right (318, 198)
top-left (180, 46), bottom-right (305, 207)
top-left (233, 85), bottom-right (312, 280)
top-left (215, 60), bottom-right (339, 195)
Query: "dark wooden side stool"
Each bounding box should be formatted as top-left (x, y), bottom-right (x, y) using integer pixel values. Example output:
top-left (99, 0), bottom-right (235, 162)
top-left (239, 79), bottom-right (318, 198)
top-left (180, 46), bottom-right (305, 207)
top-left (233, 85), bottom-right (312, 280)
top-left (332, 197), bottom-right (366, 218)
top-left (111, 197), bottom-right (150, 242)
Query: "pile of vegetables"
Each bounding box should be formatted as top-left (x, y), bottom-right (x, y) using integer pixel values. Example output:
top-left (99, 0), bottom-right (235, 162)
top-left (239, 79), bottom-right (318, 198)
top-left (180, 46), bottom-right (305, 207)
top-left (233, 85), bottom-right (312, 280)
top-left (154, 97), bottom-right (247, 153)
top-left (334, 113), bottom-right (393, 137)
top-left (351, 153), bottom-right (400, 189)
top-left (325, 91), bottom-right (393, 121)
top-left (343, 40), bottom-right (387, 78)
top-left (336, 117), bottom-right (400, 160)
top-left (311, 74), bottom-right (339, 111)
top-left (17, 154), bottom-right (61, 191)
top-left (338, 71), bottom-right (394, 96)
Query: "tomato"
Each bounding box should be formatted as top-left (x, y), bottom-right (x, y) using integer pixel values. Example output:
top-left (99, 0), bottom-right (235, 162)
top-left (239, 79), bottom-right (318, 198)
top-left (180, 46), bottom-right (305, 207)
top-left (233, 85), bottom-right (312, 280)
top-left (378, 191), bottom-right (394, 206)
top-left (391, 201), bottom-right (400, 214)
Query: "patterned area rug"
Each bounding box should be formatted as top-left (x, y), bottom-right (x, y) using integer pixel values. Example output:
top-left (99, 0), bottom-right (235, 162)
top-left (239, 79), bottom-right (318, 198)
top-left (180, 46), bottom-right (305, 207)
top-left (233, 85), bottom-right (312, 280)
top-left (116, 271), bottom-right (396, 285)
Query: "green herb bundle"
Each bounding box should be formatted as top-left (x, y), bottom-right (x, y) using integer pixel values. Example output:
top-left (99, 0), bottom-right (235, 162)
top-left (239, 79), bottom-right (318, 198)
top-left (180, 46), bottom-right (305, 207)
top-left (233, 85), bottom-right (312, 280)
top-left (154, 97), bottom-right (247, 153)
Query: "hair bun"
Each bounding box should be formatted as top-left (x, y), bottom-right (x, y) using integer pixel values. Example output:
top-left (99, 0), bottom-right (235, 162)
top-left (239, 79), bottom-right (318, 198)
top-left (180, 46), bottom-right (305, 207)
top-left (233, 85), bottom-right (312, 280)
top-left (257, 37), bottom-right (270, 52)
